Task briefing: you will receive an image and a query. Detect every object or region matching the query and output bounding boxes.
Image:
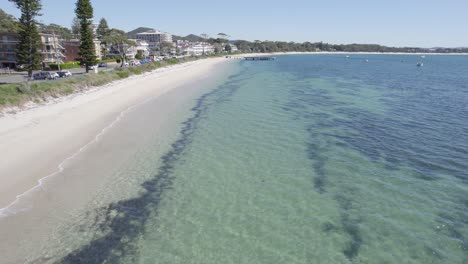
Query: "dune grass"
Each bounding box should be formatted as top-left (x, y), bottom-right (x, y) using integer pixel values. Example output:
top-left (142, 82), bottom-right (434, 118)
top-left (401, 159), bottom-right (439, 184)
top-left (0, 55), bottom-right (218, 110)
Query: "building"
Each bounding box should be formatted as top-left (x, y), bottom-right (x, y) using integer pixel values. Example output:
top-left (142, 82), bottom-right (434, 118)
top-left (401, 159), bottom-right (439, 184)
top-left (1, 31), bottom-right (103, 68)
top-left (40, 32), bottom-right (66, 65)
top-left (177, 41), bottom-right (215, 56)
top-left (228, 43), bottom-right (238, 53)
top-left (136, 30), bottom-right (172, 43)
top-left (0, 32), bottom-right (18, 68)
top-left (62, 39), bottom-right (79, 62)
top-left (91, 23), bottom-right (99, 37)
top-left (135, 39), bottom-right (150, 58)
top-left (136, 29), bottom-right (172, 55)
top-left (62, 39), bottom-right (102, 62)
top-left (127, 39), bottom-right (150, 58)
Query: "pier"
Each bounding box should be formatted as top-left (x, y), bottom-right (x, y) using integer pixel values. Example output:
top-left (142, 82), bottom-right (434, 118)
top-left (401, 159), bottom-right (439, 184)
top-left (244, 57), bottom-right (276, 61)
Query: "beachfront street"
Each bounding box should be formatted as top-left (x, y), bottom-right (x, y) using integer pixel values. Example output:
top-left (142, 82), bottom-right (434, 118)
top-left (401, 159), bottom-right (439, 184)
top-left (0, 62), bottom-right (121, 84)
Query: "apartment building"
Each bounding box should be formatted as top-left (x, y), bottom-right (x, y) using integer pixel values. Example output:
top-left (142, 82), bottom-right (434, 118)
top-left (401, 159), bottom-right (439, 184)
top-left (136, 29), bottom-right (173, 55)
top-left (62, 39), bottom-right (102, 62)
top-left (136, 30), bottom-right (172, 43)
top-left (0, 32), bottom-right (18, 68)
top-left (40, 32), bottom-right (66, 65)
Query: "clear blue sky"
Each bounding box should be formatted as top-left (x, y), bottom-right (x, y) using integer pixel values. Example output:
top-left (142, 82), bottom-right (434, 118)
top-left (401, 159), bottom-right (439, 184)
top-left (2, 0), bottom-right (467, 47)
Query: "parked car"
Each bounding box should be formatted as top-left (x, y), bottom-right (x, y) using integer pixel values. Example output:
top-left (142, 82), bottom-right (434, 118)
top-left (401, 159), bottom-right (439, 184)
top-left (57, 70), bottom-right (72, 78)
top-left (129, 60), bottom-right (140, 66)
top-left (33, 72), bottom-right (57, 80)
top-left (50, 72), bottom-right (59, 79)
top-left (98, 62), bottom-right (108, 67)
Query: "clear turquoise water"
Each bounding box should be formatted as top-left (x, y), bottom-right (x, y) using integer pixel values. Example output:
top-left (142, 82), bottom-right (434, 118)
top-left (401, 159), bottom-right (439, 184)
top-left (60, 55), bottom-right (468, 263)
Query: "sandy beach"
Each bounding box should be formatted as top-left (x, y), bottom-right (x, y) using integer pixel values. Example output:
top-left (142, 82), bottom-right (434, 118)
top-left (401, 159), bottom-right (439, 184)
top-left (0, 57), bottom-right (226, 215)
top-left (0, 56), bottom-right (237, 263)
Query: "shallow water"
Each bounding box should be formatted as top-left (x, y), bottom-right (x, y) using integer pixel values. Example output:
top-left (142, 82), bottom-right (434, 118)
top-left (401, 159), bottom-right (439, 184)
top-left (8, 54), bottom-right (468, 263)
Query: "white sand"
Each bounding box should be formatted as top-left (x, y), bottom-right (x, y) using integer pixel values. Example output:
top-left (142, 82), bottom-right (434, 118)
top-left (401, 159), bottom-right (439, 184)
top-left (0, 57), bottom-right (226, 215)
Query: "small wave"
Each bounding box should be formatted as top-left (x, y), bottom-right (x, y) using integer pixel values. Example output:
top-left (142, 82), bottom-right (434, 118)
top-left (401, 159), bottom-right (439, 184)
top-left (0, 96), bottom-right (158, 218)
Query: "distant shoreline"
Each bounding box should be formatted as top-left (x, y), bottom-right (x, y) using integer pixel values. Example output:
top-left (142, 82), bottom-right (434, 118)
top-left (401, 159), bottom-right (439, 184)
top-left (235, 51), bottom-right (468, 56)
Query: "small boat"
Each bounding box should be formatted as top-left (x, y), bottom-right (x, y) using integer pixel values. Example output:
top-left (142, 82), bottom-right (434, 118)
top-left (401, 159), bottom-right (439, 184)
top-left (346, 55), bottom-right (350, 58)
top-left (421, 55), bottom-right (426, 59)
top-left (417, 62), bottom-right (423, 67)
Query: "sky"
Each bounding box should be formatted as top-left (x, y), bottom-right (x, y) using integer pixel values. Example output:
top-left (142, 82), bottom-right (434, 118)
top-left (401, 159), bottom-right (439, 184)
top-left (2, 0), bottom-right (467, 48)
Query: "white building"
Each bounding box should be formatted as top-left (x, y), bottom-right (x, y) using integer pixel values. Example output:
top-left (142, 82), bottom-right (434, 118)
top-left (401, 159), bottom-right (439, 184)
top-left (136, 30), bottom-right (172, 44)
top-left (230, 44), bottom-right (238, 52)
top-left (40, 32), bottom-right (66, 64)
top-left (128, 39), bottom-right (150, 58)
top-left (178, 42), bottom-right (215, 55)
top-left (136, 30), bottom-right (173, 56)
top-left (91, 23), bottom-right (99, 38)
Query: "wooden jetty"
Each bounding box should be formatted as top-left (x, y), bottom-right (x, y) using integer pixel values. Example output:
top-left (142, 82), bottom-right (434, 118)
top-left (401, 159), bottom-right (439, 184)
top-left (244, 56), bottom-right (276, 61)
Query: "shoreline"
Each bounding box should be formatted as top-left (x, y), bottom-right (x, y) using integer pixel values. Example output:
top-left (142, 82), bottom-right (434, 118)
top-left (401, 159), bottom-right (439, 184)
top-left (1, 51), bottom-right (465, 115)
top-left (0, 57), bottom-right (228, 216)
top-left (234, 51), bottom-right (468, 57)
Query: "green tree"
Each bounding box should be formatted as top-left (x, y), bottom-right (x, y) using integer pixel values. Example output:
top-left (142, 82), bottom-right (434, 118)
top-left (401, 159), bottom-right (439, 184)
top-left (8, 0), bottom-right (42, 77)
top-left (96, 17), bottom-right (109, 39)
top-left (0, 8), bottom-right (20, 33)
top-left (159, 41), bottom-right (174, 55)
top-left (75, 0), bottom-right (97, 73)
top-left (217, 33), bottom-right (230, 39)
top-left (134, 52), bottom-right (143, 60)
top-left (224, 43), bottom-right (232, 53)
top-left (71, 17), bottom-right (80, 37)
top-left (40, 23), bottom-right (73, 39)
top-left (102, 29), bottom-right (135, 67)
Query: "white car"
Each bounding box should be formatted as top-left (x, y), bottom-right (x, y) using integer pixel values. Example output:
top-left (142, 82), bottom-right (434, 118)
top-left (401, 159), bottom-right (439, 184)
top-left (57, 70), bottom-right (72, 78)
top-left (50, 72), bottom-right (59, 79)
top-left (129, 60), bottom-right (140, 66)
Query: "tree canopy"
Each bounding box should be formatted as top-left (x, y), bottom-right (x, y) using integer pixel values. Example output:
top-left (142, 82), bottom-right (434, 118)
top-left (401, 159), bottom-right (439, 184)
top-left (40, 23), bottom-right (73, 39)
top-left (0, 8), bottom-right (20, 33)
top-left (75, 0), bottom-right (97, 72)
top-left (71, 17), bottom-right (80, 37)
top-left (8, 0), bottom-right (43, 77)
top-left (102, 28), bottom-right (135, 67)
top-left (96, 17), bottom-right (109, 39)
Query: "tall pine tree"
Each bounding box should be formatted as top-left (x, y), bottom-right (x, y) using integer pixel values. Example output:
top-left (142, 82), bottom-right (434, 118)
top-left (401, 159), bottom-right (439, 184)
top-left (75, 0), bottom-right (96, 73)
top-left (8, 0), bottom-right (42, 77)
top-left (96, 18), bottom-right (109, 39)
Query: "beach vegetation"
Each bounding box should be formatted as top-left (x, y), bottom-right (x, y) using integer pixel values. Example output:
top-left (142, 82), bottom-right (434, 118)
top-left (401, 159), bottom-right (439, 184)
top-left (115, 69), bottom-right (130, 79)
top-left (49, 62), bottom-right (81, 70)
top-left (0, 54), bottom-right (223, 110)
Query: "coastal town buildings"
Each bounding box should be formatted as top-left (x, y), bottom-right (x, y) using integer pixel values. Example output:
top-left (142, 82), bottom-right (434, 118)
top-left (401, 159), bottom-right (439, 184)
top-left (62, 39), bottom-right (102, 62)
top-left (136, 29), bottom-right (173, 55)
top-left (127, 39), bottom-right (150, 58)
top-left (40, 32), bottom-right (66, 65)
top-left (136, 30), bottom-right (172, 44)
top-left (1, 32), bottom-right (69, 68)
top-left (0, 32), bottom-right (18, 68)
top-left (176, 40), bottom-right (215, 55)
top-left (228, 44), bottom-right (238, 53)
